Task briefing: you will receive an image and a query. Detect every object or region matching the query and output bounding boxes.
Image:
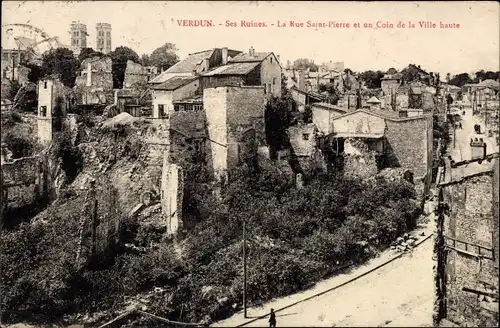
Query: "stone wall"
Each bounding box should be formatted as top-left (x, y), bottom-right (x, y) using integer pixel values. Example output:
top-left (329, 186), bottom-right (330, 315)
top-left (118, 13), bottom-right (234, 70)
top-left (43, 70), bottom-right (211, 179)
top-left (343, 138), bottom-right (379, 179)
top-left (331, 111), bottom-right (385, 136)
top-left (226, 86), bottom-right (266, 170)
top-left (441, 170), bottom-right (499, 326)
top-left (385, 116), bottom-right (432, 183)
top-left (161, 160), bottom-right (184, 235)
top-left (1, 156), bottom-right (43, 224)
top-left (74, 56), bottom-right (113, 105)
top-left (123, 60), bottom-right (149, 88)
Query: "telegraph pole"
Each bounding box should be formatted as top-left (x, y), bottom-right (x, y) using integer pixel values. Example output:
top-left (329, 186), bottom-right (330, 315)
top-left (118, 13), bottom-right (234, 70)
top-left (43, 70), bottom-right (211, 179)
top-left (243, 220), bottom-right (248, 318)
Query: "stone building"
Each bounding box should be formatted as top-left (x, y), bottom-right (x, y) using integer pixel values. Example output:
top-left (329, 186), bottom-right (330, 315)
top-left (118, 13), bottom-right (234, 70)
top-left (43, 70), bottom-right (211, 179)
top-left (286, 123), bottom-right (326, 174)
top-left (436, 155), bottom-right (499, 327)
top-left (381, 72), bottom-right (402, 97)
top-left (200, 47), bottom-right (282, 98)
top-left (322, 109), bottom-right (434, 198)
top-left (204, 85), bottom-right (266, 179)
top-left (150, 46), bottom-right (281, 99)
top-left (311, 102), bottom-right (346, 134)
top-left (151, 77), bottom-right (200, 118)
top-left (37, 76), bottom-right (75, 143)
top-left (149, 47), bottom-right (242, 85)
top-left (74, 56), bottom-right (113, 105)
top-left (96, 23), bottom-right (112, 54)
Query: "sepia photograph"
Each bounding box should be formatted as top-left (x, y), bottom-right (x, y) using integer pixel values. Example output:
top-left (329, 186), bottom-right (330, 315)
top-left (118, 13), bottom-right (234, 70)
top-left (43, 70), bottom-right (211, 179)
top-left (0, 1), bottom-right (499, 327)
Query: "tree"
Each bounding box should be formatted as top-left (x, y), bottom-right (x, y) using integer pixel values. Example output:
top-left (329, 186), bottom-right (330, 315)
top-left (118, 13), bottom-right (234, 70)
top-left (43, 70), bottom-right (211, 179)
top-left (446, 73), bottom-right (451, 83)
top-left (40, 48), bottom-right (79, 87)
top-left (449, 73), bottom-right (473, 87)
top-left (293, 58), bottom-right (318, 72)
top-left (141, 54), bottom-right (151, 66)
top-left (473, 70), bottom-right (500, 83)
top-left (359, 70), bottom-right (385, 89)
top-left (25, 63), bottom-right (45, 83)
top-left (265, 96), bottom-right (293, 153)
top-left (149, 43), bottom-right (179, 71)
top-left (78, 47), bottom-right (104, 62)
top-left (109, 46), bottom-right (140, 89)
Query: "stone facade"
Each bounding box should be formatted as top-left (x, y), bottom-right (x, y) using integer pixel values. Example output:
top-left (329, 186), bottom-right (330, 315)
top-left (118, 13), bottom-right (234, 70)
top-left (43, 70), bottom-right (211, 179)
top-left (328, 110), bottom-right (433, 197)
top-left (204, 85), bottom-right (265, 178)
top-left (161, 160), bottom-right (184, 235)
top-left (0, 156), bottom-right (44, 226)
top-left (37, 77), bottom-right (74, 143)
top-left (123, 60), bottom-right (149, 88)
top-left (74, 56), bottom-right (113, 105)
top-left (439, 158), bottom-right (499, 327)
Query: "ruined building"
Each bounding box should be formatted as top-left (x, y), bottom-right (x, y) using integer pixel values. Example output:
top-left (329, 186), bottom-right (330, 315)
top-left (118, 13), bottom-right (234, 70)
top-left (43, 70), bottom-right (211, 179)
top-left (314, 109), bottom-right (434, 199)
top-left (123, 60), bottom-right (150, 88)
top-left (37, 76), bottom-right (75, 143)
top-left (96, 23), bottom-right (112, 54)
top-left (70, 21), bottom-right (87, 56)
top-left (74, 56), bottom-right (113, 106)
top-left (436, 154), bottom-right (499, 327)
top-left (204, 85), bottom-right (267, 179)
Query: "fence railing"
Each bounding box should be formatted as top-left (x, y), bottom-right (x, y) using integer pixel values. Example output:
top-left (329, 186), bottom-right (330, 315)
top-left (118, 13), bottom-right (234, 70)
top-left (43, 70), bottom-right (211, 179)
top-left (444, 235), bottom-right (494, 260)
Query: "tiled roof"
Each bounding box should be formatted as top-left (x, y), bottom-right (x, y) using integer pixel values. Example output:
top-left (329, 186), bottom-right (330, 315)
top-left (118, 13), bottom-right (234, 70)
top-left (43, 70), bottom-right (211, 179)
top-left (201, 62), bottom-right (260, 76)
top-left (165, 49), bottom-right (214, 73)
top-left (149, 49), bottom-right (214, 83)
top-left (229, 52), bottom-right (272, 63)
top-left (152, 76), bottom-right (197, 91)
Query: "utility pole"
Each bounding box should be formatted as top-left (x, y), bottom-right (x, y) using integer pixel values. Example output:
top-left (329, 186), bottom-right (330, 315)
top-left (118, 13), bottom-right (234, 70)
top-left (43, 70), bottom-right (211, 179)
top-left (243, 220), bottom-right (248, 318)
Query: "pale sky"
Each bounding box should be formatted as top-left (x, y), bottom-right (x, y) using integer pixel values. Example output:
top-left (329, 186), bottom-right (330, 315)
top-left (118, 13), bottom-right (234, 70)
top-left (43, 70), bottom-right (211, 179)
top-left (2, 1), bottom-right (499, 76)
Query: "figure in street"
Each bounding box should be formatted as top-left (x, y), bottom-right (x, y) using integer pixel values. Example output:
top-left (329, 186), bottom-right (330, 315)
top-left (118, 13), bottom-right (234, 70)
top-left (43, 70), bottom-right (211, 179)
top-left (269, 308), bottom-right (276, 327)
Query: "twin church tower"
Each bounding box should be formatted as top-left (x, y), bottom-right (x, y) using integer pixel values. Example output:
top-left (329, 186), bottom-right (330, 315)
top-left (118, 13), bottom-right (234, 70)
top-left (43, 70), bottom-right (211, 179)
top-left (69, 21), bottom-right (112, 55)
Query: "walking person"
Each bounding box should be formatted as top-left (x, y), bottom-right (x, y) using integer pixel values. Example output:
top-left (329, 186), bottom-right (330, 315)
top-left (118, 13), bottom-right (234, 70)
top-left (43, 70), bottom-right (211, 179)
top-left (269, 308), bottom-right (277, 327)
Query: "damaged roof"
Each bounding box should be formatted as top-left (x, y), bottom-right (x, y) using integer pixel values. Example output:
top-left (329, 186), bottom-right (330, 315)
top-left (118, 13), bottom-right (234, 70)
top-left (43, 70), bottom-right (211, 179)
top-left (201, 62), bottom-right (260, 76)
top-left (152, 76), bottom-right (198, 91)
top-left (229, 52), bottom-right (272, 63)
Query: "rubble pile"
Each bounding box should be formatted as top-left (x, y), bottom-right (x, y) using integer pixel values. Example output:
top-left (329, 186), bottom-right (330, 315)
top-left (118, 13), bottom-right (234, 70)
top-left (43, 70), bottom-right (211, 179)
top-left (390, 232), bottom-right (424, 252)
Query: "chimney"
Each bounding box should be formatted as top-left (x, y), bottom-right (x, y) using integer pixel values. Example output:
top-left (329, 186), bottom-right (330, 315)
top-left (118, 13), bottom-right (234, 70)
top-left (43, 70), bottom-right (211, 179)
top-left (249, 46), bottom-right (255, 57)
top-left (287, 60), bottom-right (291, 68)
top-left (277, 55), bottom-right (280, 64)
top-left (203, 58), bottom-right (210, 71)
top-left (221, 47), bottom-right (228, 65)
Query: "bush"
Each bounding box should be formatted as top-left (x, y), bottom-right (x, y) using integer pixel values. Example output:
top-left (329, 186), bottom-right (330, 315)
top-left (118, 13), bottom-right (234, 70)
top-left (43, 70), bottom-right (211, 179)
top-left (3, 133), bottom-right (35, 158)
top-left (51, 131), bottom-right (83, 183)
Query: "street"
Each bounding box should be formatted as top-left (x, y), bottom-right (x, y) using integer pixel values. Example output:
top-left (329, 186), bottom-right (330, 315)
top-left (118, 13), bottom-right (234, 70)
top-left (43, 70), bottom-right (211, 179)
top-left (213, 222), bottom-right (435, 327)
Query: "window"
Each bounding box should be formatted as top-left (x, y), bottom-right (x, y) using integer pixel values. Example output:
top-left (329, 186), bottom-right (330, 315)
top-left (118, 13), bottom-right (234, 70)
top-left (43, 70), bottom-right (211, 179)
top-left (302, 133), bottom-right (310, 140)
top-left (267, 83), bottom-right (271, 94)
top-left (263, 83), bottom-right (267, 94)
top-left (270, 57), bottom-right (273, 63)
top-left (186, 104), bottom-right (193, 111)
top-left (158, 104), bottom-right (165, 117)
top-left (194, 104), bottom-right (202, 111)
top-left (40, 106), bottom-right (47, 117)
top-left (174, 104), bottom-right (180, 111)
top-left (107, 31), bottom-right (110, 37)
top-left (179, 105), bottom-right (185, 111)
top-left (273, 77), bottom-right (276, 85)
top-left (44, 81), bottom-right (48, 89)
